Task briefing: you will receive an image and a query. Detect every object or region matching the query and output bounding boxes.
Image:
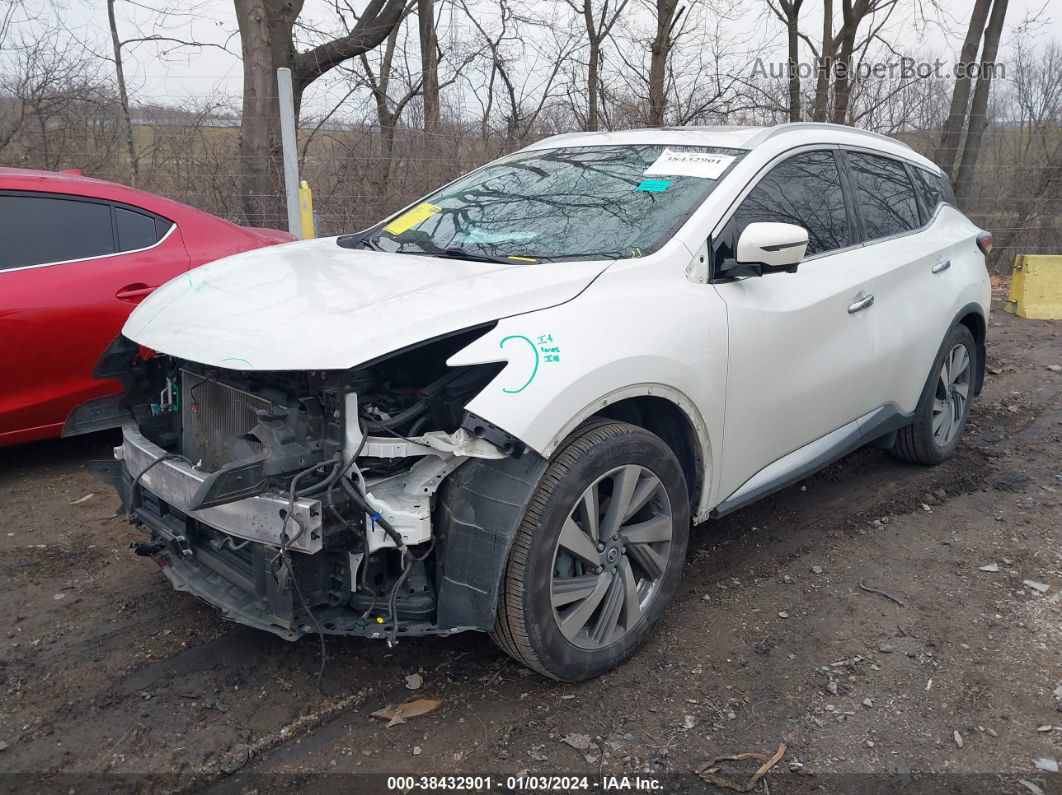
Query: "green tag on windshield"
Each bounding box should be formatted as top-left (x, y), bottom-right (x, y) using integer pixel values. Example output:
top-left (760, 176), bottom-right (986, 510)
top-left (637, 179), bottom-right (671, 192)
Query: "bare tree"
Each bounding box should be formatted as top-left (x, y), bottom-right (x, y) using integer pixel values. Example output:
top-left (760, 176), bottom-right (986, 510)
top-left (565, 0), bottom-right (629, 130)
top-left (360, 9), bottom-right (423, 183)
top-left (932, 0), bottom-right (992, 170)
top-left (646, 0), bottom-right (685, 125)
top-left (767, 0), bottom-right (804, 121)
top-left (460, 0), bottom-right (577, 144)
top-left (418, 0), bottom-right (440, 129)
top-left (102, 0), bottom-right (235, 185)
top-left (232, 0), bottom-right (406, 225)
top-left (791, 0), bottom-right (901, 123)
top-left (105, 0), bottom-right (139, 182)
top-left (952, 0), bottom-right (1009, 200)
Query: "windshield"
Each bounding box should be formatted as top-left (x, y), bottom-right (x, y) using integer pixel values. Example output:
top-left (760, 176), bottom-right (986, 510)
top-left (360, 145), bottom-right (745, 262)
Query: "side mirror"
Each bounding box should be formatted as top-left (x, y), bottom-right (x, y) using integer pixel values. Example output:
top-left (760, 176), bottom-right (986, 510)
top-left (735, 222), bottom-right (808, 273)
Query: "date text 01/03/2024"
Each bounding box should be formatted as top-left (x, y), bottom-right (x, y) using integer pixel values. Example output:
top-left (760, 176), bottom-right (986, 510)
top-left (385, 775), bottom-right (664, 791)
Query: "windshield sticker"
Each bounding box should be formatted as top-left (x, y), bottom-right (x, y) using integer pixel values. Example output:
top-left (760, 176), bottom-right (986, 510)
top-left (500, 333), bottom-right (560, 394)
top-left (637, 178), bottom-right (671, 192)
top-left (383, 202), bottom-right (441, 236)
top-left (507, 256), bottom-right (538, 262)
top-left (644, 149), bottom-right (736, 180)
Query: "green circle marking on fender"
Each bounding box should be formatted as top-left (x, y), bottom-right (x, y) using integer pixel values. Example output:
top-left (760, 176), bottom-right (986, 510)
top-left (500, 335), bottom-right (539, 394)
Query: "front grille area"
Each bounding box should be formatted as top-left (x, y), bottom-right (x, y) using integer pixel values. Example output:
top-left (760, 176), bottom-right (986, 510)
top-left (180, 370), bottom-right (270, 470)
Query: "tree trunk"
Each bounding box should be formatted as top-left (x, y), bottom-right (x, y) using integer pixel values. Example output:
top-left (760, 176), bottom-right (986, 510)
top-left (829, 0), bottom-right (857, 124)
top-left (234, 0), bottom-right (301, 227)
top-left (811, 0), bottom-right (832, 121)
top-left (107, 0), bottom-right (138, 185)
top-left (363, 21), bottom-right (403, 188)
top-left (418, 0), bottom-right (439, 129)
top-left (933, 0), bottom-right (993, 173)
top-left (954, 0), bottom-right (1009, 202)
top-left (648, 0), bottom-right (680, 126)
top-left (784, 0), bottom-right (804, 122)
top-left (587, 35), bottom-right (600, 130)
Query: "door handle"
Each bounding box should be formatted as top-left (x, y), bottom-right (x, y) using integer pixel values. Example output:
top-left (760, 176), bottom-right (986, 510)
top-left (932, 258), bottom-right (951, 273)
top-left (848, 293), bottom-right (875, 314)
top-left (115, 284), bottom-right (156, 303)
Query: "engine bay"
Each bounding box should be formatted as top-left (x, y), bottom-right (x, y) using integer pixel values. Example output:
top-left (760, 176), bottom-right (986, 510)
top-left (90, 326), bottom-right (529, 642)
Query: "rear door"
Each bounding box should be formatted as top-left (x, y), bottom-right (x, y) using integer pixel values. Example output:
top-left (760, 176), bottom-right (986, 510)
top-left (0, 191), bottom-right (190, 443)
top-left (711, 149), bottom-right (882, 501)
top-left (840, 150), bottom-right (957, 417)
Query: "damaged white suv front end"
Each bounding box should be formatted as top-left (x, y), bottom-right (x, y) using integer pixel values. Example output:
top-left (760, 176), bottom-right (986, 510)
top-left (100, 334), bottom-right (523, 641)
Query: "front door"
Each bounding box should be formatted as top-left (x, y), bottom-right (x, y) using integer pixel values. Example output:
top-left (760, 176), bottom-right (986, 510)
top-left (711, 149), bottom-right (882, 501)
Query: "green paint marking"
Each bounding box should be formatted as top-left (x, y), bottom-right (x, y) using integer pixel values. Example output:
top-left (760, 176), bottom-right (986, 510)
top-left (499, 335), bottom-right (539, 394)
top-left (220, 356), bottom-right (253, 367)
top-left (133, 273), bottom-right (193, 332)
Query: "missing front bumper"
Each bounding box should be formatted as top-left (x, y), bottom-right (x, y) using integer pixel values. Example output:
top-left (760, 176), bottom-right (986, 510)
top-left (117, 425), bottom-right (324, 554)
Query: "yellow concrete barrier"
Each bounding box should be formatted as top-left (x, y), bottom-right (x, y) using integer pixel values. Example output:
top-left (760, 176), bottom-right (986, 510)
top-left (298, 180), bottom-right (315, 240)
top-left (1004, 254), bottom-right (1062, 319)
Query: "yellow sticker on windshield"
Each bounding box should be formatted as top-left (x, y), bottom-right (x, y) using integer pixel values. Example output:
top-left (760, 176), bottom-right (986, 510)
top-left (383, 202), bottom-right (441, 236)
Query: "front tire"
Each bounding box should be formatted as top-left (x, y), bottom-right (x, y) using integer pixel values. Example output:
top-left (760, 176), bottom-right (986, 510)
top-left (491, 421), bottom-right (690, 681)
top-left (892, 324), bottom-right (976, 465)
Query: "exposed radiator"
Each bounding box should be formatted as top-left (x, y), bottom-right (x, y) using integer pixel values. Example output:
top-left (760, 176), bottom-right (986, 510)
top-left (180, 370), bottom-right (270, 471)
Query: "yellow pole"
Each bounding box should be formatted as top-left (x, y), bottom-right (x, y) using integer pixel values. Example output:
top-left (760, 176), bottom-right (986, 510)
top-left (298, 180), bottom-right (315, 240)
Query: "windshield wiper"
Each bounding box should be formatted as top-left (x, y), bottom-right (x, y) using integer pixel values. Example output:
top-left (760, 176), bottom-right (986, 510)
top-left (336, 233), bottom-right (383, 251)
top-left (400, 246), bottom-right (513, 264)
top-left (340, 233), bottom-right (517, 264)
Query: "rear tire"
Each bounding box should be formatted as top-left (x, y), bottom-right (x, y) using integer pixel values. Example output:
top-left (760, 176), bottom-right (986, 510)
top-left (491, 421), bottom-right (690, 681)
top-left (892, 324), bottom-right (976, 465)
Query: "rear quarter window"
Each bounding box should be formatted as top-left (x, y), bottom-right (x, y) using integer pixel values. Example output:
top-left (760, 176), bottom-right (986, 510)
top-left (846, 152), bottom-right (921, 241)
top-left (115, 206), bottom-right (159, 251)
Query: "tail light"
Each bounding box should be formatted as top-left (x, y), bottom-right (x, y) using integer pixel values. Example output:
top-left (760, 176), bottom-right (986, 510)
top-left (976, 230), bottom-right (993, 255)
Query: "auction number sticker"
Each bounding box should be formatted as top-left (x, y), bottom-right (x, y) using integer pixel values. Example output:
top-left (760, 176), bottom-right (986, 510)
top-left (644, 149), bottom-right (735, 179)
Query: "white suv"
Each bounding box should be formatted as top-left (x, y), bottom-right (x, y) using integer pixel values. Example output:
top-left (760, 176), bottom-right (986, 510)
top-left (93, 122), bottom-right (991, 681)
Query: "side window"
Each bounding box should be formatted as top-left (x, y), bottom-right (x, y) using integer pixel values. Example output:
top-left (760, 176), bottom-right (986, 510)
top-left (115, 206), bottom-right (159, 251)
top-left (846, 152), bottom-right (921, 241)
top-left (732, 150), bottom-right (850, 257)
top-left (911, 167), bottom-right (943, 220)
top-left (0, 194), bottom-right (115, 270)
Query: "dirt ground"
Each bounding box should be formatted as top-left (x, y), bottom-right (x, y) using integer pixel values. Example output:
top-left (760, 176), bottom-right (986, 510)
top-left (1, 296), bottom-right (1059, 794)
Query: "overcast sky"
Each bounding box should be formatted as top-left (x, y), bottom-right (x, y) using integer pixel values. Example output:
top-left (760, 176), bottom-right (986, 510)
top-left (13, 0), bottom-right (1062, 119)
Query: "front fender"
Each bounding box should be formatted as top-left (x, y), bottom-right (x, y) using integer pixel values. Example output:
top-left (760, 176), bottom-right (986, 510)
top-left (447, 279), bottom-right (728, 520)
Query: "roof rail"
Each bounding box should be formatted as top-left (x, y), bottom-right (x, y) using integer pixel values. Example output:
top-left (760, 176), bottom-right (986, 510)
top-left (748, 122), bottom-right (912, 149)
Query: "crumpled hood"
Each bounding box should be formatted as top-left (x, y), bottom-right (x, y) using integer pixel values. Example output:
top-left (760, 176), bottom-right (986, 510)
top-left (123, 237), bottom-right (610, 370)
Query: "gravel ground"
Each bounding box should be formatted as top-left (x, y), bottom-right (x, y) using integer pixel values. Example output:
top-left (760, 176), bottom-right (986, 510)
top-left (1, 297), bottom-right (1059, 794)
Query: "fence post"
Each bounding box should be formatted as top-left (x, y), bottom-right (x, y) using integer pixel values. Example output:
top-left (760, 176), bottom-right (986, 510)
top-left (299, 180), bottom-right (315, 239)
top-left (276, 67), bottom-right (301, 238)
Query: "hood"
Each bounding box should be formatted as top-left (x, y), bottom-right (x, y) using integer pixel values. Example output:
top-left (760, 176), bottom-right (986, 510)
top-left (123, 237), bottom-right (610, 371)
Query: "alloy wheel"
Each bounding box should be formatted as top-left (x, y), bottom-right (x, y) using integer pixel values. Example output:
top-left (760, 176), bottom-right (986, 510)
top-left (549, 464), bottom-right (674, 650)
top-left (932, 342), bottom-right (971, 446)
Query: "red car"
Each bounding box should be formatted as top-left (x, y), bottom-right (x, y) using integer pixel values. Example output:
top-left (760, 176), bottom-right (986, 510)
top-left (0, 168), bottom-right (295, 446)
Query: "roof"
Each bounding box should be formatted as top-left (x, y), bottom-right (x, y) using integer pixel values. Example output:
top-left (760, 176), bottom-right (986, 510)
top-left (525, 126), bottom-right (769, 152)
top-left (0, 166), bottom-right (117, 187)
top-left (524, 122), bottom-right (939, 173)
